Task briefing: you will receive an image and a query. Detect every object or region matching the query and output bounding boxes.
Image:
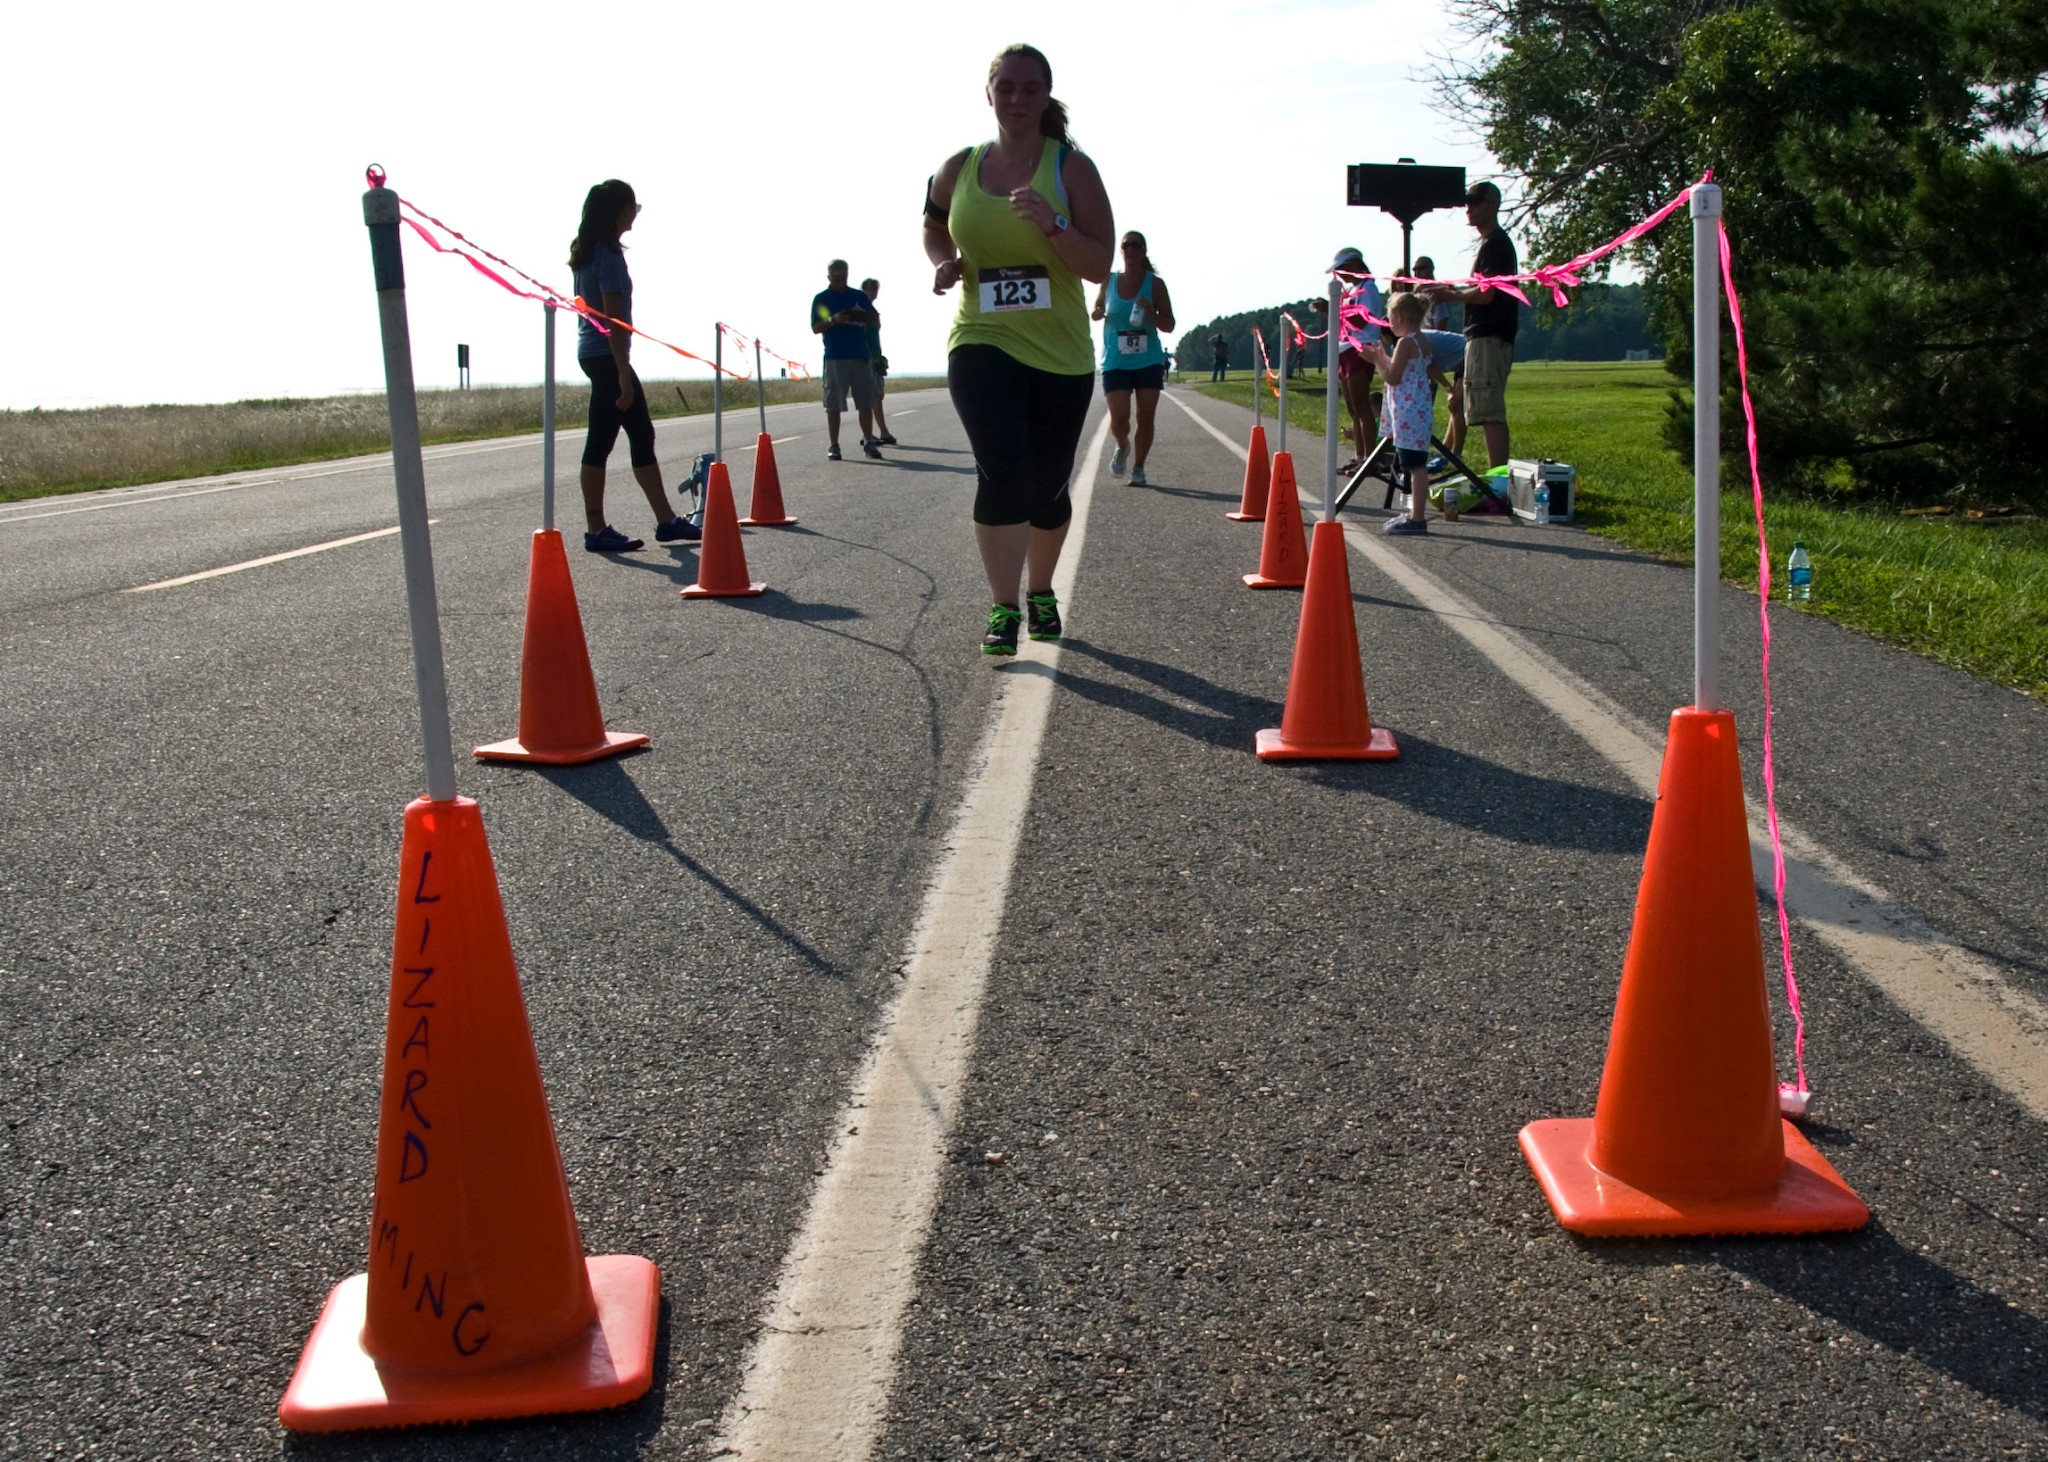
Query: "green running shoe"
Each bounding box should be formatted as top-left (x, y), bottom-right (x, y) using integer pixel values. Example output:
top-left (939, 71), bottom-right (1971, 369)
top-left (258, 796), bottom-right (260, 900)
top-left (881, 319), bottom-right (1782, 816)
top-left (1025, 589), bottom-right (1062, 641)
top-left (981, 603), bottom-right (1023, 656)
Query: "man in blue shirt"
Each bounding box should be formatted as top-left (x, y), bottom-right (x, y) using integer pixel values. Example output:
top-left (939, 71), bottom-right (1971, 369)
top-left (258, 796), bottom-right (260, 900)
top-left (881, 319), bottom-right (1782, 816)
top-left (811, 260), bottom-right (882, 460)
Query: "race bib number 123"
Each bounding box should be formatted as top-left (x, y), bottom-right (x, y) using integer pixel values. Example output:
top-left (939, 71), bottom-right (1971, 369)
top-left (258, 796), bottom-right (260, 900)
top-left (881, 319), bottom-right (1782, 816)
top-left (979, 266), bottom-right (1052, 313)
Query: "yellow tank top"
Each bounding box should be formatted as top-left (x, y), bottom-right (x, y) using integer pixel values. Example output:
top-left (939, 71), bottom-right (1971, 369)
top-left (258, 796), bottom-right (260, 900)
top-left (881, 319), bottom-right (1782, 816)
top-left (945, 138), bottom-right (1095, 376)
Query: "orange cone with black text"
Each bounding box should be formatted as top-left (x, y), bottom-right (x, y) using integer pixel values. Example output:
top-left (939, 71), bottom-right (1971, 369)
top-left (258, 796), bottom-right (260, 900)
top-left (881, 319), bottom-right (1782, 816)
top-left (474, 530), bottom-right (648, 765)
top-left (280, 796), bottom-right (660, 1430)
top-left (1227, 423), bottom-right (1271, 521)
top-left (1256, 520), bottom-right (1398, 761)
top-left (1519, 707), bottom-right (1868, 1236)
top-left (1242, 450), bottom-right (1308, 588)
top-left (739, 432), bottom-right (797, 526)
top-left (682, 460), bottom-right (766, 597)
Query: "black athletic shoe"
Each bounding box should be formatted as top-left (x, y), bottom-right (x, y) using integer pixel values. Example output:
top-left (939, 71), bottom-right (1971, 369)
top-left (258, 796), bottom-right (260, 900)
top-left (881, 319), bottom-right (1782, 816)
top-left (981, 603), bottom-right (1023, 656)
top-left (1383, 514), bottom-right (1429, 535)
top-left (877, 434), bottom-right (898, 445)
top-left (1025, 589), bottom-right (1062, 641)
top-left (827, 443), bottom-right (842, 461)
top-left (862, 438), bottom-right (884, 460)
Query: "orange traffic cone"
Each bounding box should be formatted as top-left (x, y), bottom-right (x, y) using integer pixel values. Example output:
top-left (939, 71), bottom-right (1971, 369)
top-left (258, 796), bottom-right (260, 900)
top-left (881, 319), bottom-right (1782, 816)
top-left (280, 796), bottom-right (660, 1431)
top-left (1519, 708), bottom-right (1868, 1237)
top-left (1256, 521), bottom-right (1399, 761)
top-left (1242, 451), bottom-right (1308, 588)
top-left (681, 461), bottom-right (765, 598)
top-left (739, 432), bottom-right (797, 526)
top-left (1226, 423), bottom-right (1271, 521)
top-left (474, 531), bottom-right (649, 765)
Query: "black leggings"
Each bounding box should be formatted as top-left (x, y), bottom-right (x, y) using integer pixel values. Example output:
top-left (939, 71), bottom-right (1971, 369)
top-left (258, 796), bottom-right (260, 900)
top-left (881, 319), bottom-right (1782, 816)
top-left (948, 345), bottom-right (1094, 528)
top-left (579, 355), bottom-right (658, 469)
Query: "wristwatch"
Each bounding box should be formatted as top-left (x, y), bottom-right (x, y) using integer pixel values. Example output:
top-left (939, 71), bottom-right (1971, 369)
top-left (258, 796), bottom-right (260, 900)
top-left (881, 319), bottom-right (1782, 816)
top-left (1049, 213), bottom-right (1070, 236)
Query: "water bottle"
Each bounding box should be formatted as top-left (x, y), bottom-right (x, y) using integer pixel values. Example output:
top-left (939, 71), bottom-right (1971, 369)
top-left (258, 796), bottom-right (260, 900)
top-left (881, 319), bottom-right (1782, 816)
top-left (1787, 541), bottom-right (1813, 602)
top-left (1532, 480), bottom-right (1550, 525)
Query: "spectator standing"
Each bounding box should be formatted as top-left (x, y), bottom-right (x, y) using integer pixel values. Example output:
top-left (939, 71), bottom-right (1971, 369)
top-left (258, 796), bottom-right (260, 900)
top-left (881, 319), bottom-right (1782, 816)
top-left (1322, 246), bottom-right (1384, 473)
top-left (860, 276), bottom-right (897, 445)
top-left (1210, 333), bottom-right (1230, 381)
top-left (924, 43), bottom-right (1113, 656)
top-left (1092, 230), bottom-right (1174, 486)
top-left (1426, 182), bottom-right (1518, 468)
top-left (811, 260), bottom-right (883, 460)
top-left (1363, 292), bottom-right (1442, 534)
top-left (566, 179), bottom-right (697, 552)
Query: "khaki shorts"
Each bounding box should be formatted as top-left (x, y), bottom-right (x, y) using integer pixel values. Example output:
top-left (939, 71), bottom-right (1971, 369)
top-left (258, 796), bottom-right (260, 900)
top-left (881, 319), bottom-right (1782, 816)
top-left (1463, 336), bottom-right (1513, 425)
top-left (822, 358), bottom-right (877, 413)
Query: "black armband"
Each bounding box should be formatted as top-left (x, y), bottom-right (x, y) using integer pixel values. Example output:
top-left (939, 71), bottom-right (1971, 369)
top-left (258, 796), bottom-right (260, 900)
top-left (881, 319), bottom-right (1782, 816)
top-left (923, 175), bottom-right (947, 222)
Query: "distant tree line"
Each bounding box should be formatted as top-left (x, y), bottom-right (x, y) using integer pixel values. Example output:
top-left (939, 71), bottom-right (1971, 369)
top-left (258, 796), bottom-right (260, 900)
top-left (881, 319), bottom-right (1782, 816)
top-left (1434, 0), bottom-right (2048, 507)
top-left (1173, 284), bottom-right (1659, 373)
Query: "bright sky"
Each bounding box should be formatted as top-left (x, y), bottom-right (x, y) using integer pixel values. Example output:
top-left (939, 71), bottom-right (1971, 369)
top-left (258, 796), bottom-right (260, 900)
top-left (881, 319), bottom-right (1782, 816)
top-left (4, 0), bottom-right (1506, 411)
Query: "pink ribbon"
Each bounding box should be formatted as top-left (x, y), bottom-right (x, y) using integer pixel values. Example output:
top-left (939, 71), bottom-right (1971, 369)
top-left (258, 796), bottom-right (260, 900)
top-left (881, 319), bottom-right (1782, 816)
top-left (1719, 218), bottom-right (1807, 1098)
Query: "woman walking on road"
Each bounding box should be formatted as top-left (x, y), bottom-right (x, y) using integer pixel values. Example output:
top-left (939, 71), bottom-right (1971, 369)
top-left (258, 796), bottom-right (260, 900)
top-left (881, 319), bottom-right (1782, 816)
top-left (1091, 231), bottom-right (1174, 486)
top-left (568, 179), bottom-right (697, 553)
top-left (924, 43), bottom-right (1114, 656)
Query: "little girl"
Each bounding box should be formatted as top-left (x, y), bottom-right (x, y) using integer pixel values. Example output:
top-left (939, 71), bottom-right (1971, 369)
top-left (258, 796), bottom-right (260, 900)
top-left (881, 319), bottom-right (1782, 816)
top-left (1364, 292), bottom-right (1435, 535)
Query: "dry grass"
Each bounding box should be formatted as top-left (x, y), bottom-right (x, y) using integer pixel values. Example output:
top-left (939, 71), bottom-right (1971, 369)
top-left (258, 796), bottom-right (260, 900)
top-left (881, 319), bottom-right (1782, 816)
top-left (0, 375), bottom-right (945, 501)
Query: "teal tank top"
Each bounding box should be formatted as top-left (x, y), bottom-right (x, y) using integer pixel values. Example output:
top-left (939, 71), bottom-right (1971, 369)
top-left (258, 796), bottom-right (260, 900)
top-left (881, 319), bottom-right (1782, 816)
top-left (1099, 270), bottom-right (1166, 371)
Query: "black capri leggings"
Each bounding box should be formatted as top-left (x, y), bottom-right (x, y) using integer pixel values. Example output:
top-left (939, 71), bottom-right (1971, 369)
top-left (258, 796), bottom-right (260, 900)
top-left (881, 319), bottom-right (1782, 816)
top-left (579, 355), bottom-right (659, 470)
top-left (948, 344), bottom-right (1095, 528)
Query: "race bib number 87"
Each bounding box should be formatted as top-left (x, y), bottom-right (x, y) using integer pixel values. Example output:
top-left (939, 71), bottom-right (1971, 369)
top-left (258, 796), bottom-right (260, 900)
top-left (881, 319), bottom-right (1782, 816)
top-left (979, 266), bottom-right (1052, 313)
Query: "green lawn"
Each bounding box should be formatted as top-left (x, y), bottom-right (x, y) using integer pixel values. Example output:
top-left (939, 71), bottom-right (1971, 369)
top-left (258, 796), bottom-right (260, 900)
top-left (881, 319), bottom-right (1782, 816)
top-left (1193, 362), bottom-right (2047, 700)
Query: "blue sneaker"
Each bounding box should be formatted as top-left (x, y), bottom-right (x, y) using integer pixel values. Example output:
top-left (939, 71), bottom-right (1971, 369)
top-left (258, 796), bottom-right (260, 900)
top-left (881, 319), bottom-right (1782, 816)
top-left (584, 524), bottom-right (644, 553)
top-left (656, 514), bottom-right (702, 543)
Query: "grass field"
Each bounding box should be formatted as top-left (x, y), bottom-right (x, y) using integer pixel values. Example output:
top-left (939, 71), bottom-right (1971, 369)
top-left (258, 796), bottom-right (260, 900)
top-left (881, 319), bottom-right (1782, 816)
top-left (0, 376), bottom-right (945, 503)
top-left (1194, 362), bottom-right (2047, 701)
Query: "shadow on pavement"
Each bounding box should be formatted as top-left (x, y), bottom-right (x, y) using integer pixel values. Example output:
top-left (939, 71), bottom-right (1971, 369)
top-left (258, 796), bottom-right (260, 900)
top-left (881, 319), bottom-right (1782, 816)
top-left (1301, 735), bottom-right (1653, 854)
top-left (537, 758), bottom-right (848, 983)
top-left (878, 459), bottom-right (976, 477)
top-left (1054, 639), bottom-right (1279, 751)
top-left (1590, 1222), bottom-right (2048, 1426)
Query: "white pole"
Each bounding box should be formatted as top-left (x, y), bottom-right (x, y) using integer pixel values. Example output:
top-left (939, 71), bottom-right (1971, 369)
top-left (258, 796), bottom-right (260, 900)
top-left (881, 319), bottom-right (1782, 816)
top-left (714, 328), bottom-right (724, 463)
top-left (1276, 317), bottom-right (1289, 455)
top-left (756, 340), bottom-right (767, 435)
top-left (1253, 334), bottom-right (1261, 426)
top-left (362, 180), bottom-right (458, 805)
top-left (1323, 280), bottom-right (1341, 520)
top-left (1692, 182), bottom-right (1723, 712)
top-left (541, 302), bottom-right (556, 533)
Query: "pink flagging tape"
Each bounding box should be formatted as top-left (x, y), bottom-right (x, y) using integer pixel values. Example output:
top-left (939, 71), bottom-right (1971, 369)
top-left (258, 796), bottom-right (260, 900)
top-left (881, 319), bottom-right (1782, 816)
top-left (1719, 219), bottom-right (1809, 1099)
top-left (719, 320), bottom-right (814, 382)
top-left (1248, 326), bottom-right (1279, 398)
top-left (393, 193), bottom-right (746, 379)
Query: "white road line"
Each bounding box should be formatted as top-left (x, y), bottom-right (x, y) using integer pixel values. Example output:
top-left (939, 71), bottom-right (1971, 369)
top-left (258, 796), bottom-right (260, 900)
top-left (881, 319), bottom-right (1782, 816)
top-left (714, 413), bottom-right (1114, 1461)
top-left (124, 522), bottom-right (431, 593)
top-left (1166, 388), bottom-right (2048, 1123)
top-left (732, 436), bottom-right (804, 452)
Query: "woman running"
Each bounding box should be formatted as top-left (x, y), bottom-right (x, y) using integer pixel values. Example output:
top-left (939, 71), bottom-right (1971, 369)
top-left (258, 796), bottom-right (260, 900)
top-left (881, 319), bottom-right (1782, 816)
top-left (567, 179), bottom-right (696, 553)
top-left (1091, 231), bottom-right (1175, 486)
top-left (924, 44), bottom-right (1114, 656)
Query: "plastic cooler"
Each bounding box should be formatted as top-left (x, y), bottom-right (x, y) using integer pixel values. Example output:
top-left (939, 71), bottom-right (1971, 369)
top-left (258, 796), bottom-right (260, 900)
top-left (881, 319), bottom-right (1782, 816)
top-left (1509, 459), bottom-right (1576, 523)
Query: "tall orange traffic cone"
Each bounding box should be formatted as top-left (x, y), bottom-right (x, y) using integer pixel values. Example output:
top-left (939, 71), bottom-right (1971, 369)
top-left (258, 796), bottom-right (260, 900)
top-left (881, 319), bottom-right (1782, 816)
top-left (474, 531), bottom-right (649, 765)
top-left (1256, 521), bottom-right (1399, 761)
top-left (1226, 423), bottom-right (1271, 521)
top-left (280, 796), bottom-right (660, 1431)
top-left (1519, 708), bottom-right (1868, 1237)
top-left (681, 461), bottom-right (766, 598)
top-left (739, 432), bottom-right (797, 526)
top-left (1242, 450), bottom-right (1308, 588)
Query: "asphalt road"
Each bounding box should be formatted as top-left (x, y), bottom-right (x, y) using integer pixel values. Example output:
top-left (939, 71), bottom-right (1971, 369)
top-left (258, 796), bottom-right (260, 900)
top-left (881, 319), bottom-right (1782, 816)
top-left (0, 383), bottom-right (2041, 1459)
